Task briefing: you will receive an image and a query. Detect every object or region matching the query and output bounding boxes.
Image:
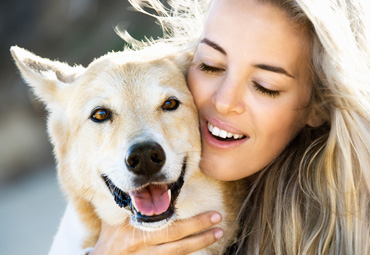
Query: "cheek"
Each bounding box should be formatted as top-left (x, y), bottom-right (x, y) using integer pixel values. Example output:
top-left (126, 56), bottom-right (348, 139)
top-left (252, 93), bottom-right (310, 148)
top-left (187, 67), bottom-right (209, 109)
top-left (259, 106), bottom-right (308, 149)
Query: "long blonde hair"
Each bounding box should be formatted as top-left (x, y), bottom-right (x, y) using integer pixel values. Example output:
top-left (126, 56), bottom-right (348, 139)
top-left (125, 0), bottom-right (370, 254)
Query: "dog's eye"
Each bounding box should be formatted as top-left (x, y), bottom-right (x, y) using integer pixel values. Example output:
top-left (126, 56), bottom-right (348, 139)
top-left (90, 107), bottom-right (111, 123)
top-left (162, 97), bottom-right (180, 111)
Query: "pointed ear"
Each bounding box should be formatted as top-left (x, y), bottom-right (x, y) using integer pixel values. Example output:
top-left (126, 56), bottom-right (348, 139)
top-left (10, 46), bottom-right (84, 105)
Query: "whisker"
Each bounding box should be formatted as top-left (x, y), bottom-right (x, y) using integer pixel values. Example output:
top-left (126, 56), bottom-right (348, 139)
top-left (176, 150), bottom-right (201, 156)
top-left (162, 74), bottom-right (177, 86)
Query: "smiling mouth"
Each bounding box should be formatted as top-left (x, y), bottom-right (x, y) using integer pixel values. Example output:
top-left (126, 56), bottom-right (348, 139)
top-left (101, 158), bottom-right (186, 223)
top-left (207, 122), bottom-right (247, 141)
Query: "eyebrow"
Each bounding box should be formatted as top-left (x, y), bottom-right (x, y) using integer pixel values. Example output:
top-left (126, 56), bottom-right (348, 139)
top-left (200, 38), bottom-right (295, 79)
top-left (200, 38), bottom-right (227, 55)
top-left (253, 64), bottom-right (295, 79)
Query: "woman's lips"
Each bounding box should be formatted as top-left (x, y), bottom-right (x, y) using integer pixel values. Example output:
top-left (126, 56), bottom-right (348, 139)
top-left (201, 118), bottom-right (248, 149)
top-left (207, 122), bottom-right (246, 139)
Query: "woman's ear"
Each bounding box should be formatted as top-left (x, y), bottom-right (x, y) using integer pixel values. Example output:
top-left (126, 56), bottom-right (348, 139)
top-left (306, 107), bottom-right (325, 127)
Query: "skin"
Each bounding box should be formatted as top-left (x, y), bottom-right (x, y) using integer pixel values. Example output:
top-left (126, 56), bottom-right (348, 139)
top-left (90, 0), bottom-right (314, 254)
top-left (188, 0), bottom-right (312, 181)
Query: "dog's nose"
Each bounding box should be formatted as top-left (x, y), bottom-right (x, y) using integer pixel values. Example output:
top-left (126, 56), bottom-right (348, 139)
top-left (125, 141), bottom-right (166, 176)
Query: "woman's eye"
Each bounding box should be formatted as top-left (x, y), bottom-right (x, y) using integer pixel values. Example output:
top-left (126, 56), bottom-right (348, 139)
top-left (162, 97), bottom-right (180, 111)
top-left (90, 107), bottom-right (112, 123)
top-left (198, 63), bottom-right (224, 73)
top-left (252, 81), bottom-right (280, 98)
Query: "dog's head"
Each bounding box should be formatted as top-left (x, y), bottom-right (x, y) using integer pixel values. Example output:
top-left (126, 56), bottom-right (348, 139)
top-left (11, 45), bottom-right (201, 229)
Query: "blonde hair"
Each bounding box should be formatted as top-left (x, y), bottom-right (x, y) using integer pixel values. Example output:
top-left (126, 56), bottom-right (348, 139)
top-left (125, 0), bottom-right (370, 254)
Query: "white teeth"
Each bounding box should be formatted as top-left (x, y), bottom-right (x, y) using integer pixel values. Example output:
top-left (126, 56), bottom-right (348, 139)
top-left (207, 122), bottom-right (245, 140)
top-left (212, 126), bottom-right (220, 136)
top-left (233, 134), bottom-right (241, 139)
top-left (219, 130), bottom-right (227, 138)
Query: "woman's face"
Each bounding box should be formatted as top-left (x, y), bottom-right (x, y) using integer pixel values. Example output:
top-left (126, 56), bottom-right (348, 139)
top-left (188, 0), bottom-right (313, 181)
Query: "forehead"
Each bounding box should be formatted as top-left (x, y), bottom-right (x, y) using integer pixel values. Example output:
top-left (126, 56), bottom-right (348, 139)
top-left (204, 0), bottom-right (310, 77)
top-left (70, 54), bottom-right (189, 111)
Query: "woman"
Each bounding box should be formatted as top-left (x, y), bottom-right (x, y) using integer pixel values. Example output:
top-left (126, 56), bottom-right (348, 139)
top-left (89, 0), bottom-right (370, 254)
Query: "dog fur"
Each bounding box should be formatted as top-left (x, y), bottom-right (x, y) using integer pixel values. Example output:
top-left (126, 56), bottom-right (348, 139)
top-left (11, 45), bottom-right (243, 255)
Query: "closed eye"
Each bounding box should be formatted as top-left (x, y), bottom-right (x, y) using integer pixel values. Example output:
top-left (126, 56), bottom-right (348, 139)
top-left (198, 63), bottom-right (225, 74)
top-left (252, 81), bottom-right (280, 98)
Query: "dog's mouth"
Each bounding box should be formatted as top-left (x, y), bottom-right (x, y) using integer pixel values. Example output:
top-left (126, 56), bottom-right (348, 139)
top-left (101, 158), bottom-right (186, 224)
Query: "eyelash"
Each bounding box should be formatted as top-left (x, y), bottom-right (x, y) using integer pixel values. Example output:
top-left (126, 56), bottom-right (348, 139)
top-left (198, 63), bottom-right (224, 73)
top-left (252, 81), bottom-right (280, 98)
top-left (198, 63), bottom-right (279, 98)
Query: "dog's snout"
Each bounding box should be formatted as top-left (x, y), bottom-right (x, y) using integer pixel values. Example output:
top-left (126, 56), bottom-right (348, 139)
top-left (125, 141), bottom-right (166, 176)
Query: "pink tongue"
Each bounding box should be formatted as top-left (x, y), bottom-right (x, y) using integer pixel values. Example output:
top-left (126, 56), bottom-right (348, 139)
top-left (129, 184), bottom-right (170, 216)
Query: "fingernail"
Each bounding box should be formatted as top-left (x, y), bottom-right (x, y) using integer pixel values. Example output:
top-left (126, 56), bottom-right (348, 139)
top-left (211, 213), bottom-right (221, 223)
top-left (214, 229), bottom-right (224, 240)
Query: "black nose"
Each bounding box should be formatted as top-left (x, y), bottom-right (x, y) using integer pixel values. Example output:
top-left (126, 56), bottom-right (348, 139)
top-left (125, 141), bottom-right (166, 176)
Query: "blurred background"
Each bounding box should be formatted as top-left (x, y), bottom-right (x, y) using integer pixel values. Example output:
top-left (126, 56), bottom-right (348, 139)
top-left (0, 0), bottom-right (160, 254)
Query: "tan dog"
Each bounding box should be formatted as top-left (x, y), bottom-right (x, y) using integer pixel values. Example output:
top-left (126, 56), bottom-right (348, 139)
top-left (11, 45), bottom-right (243, 255)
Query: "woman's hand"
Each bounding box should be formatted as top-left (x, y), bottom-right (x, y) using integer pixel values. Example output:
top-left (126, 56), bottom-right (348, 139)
top-left (89, 211), bottom-right (224, 255)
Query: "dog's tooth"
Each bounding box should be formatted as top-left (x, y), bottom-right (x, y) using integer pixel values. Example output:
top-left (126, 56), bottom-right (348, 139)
top-left (212, 126), bottom-right (220, 136)
top-left (219, 130), bottom-right (227, 138)
top-left (131, 195), bottom-right (139, 212)
top-left (168, 189), bottom-right (171, 201)
top-left (227, 132), bottom-right (233, 138)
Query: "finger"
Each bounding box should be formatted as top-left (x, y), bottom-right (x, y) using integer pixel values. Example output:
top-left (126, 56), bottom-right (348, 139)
top-left (150, 211), bottom-right (222, 244)
top-left (153, 227), bottom-right (224, 255)
top-left (100, 212), bottom-right (222, 247)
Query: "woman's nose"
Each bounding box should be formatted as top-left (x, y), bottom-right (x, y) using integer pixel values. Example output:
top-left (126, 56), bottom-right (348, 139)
top-left (212, 76), bottom-right (246, 114)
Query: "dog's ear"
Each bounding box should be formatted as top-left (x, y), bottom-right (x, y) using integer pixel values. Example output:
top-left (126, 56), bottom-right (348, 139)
top-left (10, 46), bottom-right (85, 105)
top-left (168, 51), bottom-right (193, 76)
